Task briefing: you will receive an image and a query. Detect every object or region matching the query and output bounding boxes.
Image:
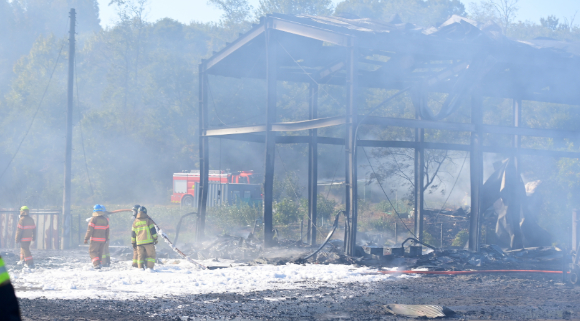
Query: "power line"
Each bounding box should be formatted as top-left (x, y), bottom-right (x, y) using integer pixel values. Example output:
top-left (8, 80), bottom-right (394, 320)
top-left (0, 42), bottom-right (66, 182)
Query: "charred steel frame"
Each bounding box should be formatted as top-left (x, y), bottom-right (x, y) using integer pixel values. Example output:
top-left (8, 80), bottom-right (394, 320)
top-left (197, 14), bottom-right (580, 254)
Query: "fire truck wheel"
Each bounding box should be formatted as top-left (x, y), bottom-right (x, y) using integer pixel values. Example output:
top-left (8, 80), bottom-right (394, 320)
top-left (181, 195), bottom-right (194, 207)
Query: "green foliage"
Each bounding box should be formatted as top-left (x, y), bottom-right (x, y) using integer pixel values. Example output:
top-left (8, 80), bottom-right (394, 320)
top-left (0, 0), bottom-right (580, 249)
top-left (317, 195), bottom-right (338, 221)
top-left (422, 231), bottom-right (437, 247)
top-left (257, 0), bottom-right (334, 16)
top-left (208, 203), bottom-right (262, 233)
top-left (273, 198), bottom-right (303, 226)
top-left (365, 215), bottom-right (395, 232)
top-left (451, 230), bottom-right (468, 247)
top-left (335, 0), bottom-right (465, 27)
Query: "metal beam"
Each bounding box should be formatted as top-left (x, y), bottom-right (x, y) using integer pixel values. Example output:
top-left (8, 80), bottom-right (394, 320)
top-left (263, 26), bottom-right (277, 248)
top-left (469, 93), bottom-right (483, 252)
top-left (215, 132), bottom-right (580, 158)
top-left (206, 125), bottom-right (267, 136)
top-left (308, 82), bottom-right (318, 246)
top-left (274, 116), bottom-right (345, 131)
top-left (206, 24), bottom-right (266, 71)
top-left (362, 116), bottom-right (474, 132)
top-left (206, 115), bottom-right (580, 140)
top-left (414, 116), bottom-right (425, 243)
top-left (197, 62), bottom-right (209, 242)
top-left (345, 43), bottom-right (358, 256)
top-left (271, 17), bottom-right (349, 47)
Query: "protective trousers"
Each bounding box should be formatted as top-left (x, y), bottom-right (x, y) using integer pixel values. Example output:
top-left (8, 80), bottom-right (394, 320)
top-left (132, 247), bottom-right (138, 268)
top-left (89, 241), bottom-right (106, 267)
top-left (137, 244), bottom-right (156, 269)
top-left (102, 241), bottom-right (110, 267)
top-left (19, 242), bottom-right (33, 267)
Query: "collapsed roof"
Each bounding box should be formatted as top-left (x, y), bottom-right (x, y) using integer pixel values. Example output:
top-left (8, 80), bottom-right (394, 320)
top-left (205, 14), bottom-right (580, 106)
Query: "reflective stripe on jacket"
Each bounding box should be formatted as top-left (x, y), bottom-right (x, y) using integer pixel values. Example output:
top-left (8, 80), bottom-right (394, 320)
top-left (15, 215), bottom-right (35, 243)
top-left (85, 214), bottom-right (109, 243)
top-left (0, 256), bottom-right (10, 285)
top-left (131, 212), bottom-right (157, 245)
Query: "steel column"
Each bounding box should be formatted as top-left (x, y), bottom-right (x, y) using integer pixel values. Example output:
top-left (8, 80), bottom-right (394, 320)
top-left (345, 42), bottom-right (358, 256)
top-left (263, 24), bottom-right (277, 248)
top-left (62, 8), bottom-right (75, 250)
top-left (197, 62), bottom-right (209, 242)
top-left (469, 93), bottom-right (483, 251)
top-left (414, 121), bottom-right (425, 241)
top-left (308, 81), bottom-right (318, 246)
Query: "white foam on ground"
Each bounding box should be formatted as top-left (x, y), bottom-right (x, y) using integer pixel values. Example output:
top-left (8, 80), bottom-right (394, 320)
top-left (10, 259), bottom-right (407, 300)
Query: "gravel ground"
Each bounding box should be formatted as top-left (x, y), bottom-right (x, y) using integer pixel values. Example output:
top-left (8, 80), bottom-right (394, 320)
top-left (18, 273), bottom-right (580, 320)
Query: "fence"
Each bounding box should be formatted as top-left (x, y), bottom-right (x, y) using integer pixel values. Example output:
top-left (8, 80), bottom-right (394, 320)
top-left (0, 209), bottom-right (61, 250)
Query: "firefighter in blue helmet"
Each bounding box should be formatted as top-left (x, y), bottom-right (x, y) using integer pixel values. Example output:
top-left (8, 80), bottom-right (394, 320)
top-left (85, 204), bottom-right (109, 269)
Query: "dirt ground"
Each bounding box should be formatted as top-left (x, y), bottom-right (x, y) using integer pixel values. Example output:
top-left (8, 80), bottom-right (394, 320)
top-left (17, 272), bottom-right (580, 320)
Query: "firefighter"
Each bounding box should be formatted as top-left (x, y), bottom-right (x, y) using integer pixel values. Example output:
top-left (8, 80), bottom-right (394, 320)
top-left (130, 204), bottom-right (141, 268)
top-left (0, 255), bottom-right (21, 320)
top-left (131, 206), bottom-right (158, 270)
top-left (15, 206), bottom-right (35, 269)
top-left (84, 204), bottom-right (109, 269)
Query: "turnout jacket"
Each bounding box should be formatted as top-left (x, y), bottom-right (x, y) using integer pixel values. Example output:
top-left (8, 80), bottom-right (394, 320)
top-left (85, 212), bottom-right (109, 243)
top-left (15, 215), bottom-right (36, 243)
top-left (131, 212), bottom-right (157, 245)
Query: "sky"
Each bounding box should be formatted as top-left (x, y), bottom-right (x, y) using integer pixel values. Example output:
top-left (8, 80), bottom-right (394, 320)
top-left (97, 0), bottom-right (580, 28)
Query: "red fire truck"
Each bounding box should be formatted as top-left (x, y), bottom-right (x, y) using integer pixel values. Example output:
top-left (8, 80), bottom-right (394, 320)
top-left (172, 170), bottom-right (262, 207)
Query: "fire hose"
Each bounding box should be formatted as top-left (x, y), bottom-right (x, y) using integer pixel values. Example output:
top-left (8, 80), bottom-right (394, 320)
top-left (173, 211), bottom-right (197, 247)
top-left (152, 219), bottom-right (207, 270)
top-left (296, 212), bottom-right (341, 263)
top-left (364, 270), bottom-right (570, 276)
top-left (85, 209), bottom-right (207, 270)
top-left (85, 209), bottom-right (132, 222)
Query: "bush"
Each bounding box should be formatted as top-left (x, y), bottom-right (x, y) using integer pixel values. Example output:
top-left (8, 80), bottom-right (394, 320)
top-left (451, 230), bottom-right (469, 247)
top-left (423, 231), bottom-right (437, 247)
top-left (273, 198), bottom-right (302, 226)
top-left (208, 203), bottom-right (262, 233)
top-left (366, 215), bottom-right (395, 232)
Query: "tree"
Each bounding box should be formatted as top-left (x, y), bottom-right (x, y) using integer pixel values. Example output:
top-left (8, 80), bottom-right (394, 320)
top-left (209, 0), bottom-right (253, 26)
top-left (469, 0), bottom-right (519, 33)
top-left (257, 0), bottom-right (333, 16)
top-left (540, 15), bottom-right (560, 31)
top-left (334, 0), bottom-right (465, 27)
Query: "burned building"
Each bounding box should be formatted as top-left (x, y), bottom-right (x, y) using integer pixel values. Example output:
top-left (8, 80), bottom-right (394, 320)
top-left (195, 14), bottom-right (580, 255)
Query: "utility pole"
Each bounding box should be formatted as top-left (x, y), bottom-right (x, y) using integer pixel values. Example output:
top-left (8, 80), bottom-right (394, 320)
top-left (62, 8), bottom-right (75, 249)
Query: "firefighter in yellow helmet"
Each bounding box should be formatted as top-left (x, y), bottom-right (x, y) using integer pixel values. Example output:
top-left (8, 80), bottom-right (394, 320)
top-left (0, 255), bottom-right (21, 320)
top-left (15, 206), bottom-right (36, 268)
top-left (131, 206), bottom-right (158, 270)
top-left (84, 204), bottom-right (109, 269)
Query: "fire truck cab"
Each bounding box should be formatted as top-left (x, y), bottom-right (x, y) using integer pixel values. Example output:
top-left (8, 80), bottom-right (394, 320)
top-left (172, 170), bottom-right (262, 207)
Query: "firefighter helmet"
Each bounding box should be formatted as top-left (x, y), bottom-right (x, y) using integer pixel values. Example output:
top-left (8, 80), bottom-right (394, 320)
top-left (132, 204), bottom-right (141, 212)
top-left (20, 206), bottom-right (29, 211)
top-left (93, 204), bottom-right (104, 212)
top-left (139, 206), bottom-right (147, 214)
